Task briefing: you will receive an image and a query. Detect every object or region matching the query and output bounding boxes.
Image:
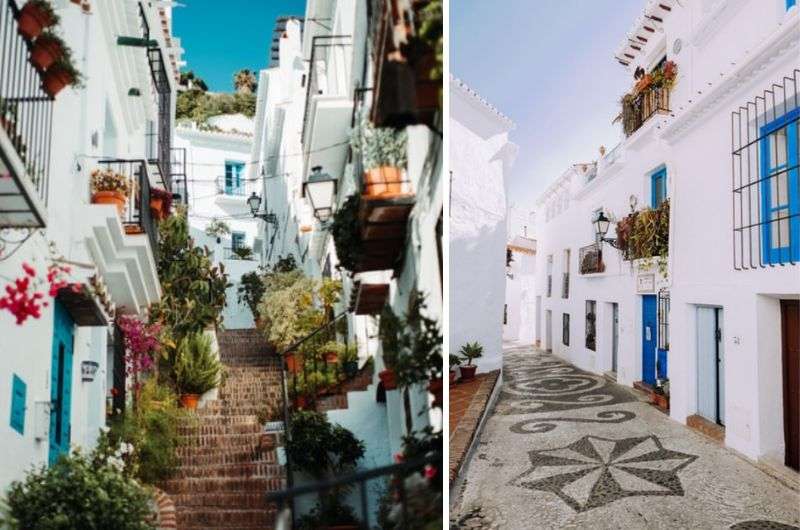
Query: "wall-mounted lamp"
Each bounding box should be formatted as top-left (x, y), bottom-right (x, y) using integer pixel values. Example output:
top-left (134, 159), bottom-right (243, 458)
top-left (247, 192), bottom-right (279, 226)
top-left (302, 166), bottom-right (338, 222)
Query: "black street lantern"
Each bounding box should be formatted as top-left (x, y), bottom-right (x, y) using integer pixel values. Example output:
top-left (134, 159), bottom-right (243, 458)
top-left (303, 166), bottom-right (338, 222)
top-left (594, 211), bottom-right (620, 249)
top-left (247, 192), bottom-right (278, 226)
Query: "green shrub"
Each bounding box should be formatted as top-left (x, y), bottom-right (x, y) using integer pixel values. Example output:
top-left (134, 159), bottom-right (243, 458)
top-left (174, 332), bottom-right (222, 395)
top-left (330, 194), bottom-right (363, 272)
top-left (286, 411), bottom-right (364, 479)
top-left (459, 341), bottom-right (483, 366)
top-left (2, 440), bottom-right (153, 529)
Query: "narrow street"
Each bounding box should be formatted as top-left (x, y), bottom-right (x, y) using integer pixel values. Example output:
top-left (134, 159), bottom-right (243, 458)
top-left (451, 346), bottom-right (800, 530)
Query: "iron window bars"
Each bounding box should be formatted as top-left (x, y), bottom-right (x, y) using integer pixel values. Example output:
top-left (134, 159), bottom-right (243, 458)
top-left (579, 243), bottom-right (605, 274)
top-left (170, 147), bottom-right (187, 205)
top-left (546, 275), bottom-right (552, 298)
top-left (731, 69), bottom-right (799, 269)
top-left (561, 272), bottom-right (570, 299)
top-left (585, 300), bottom-right (597, 351)
top-left (0, 0), bottom-right (53, 228)
top-left (562, 313), bottom-right (570, 346)
top-left (657, 288), bottom-right (670, 351)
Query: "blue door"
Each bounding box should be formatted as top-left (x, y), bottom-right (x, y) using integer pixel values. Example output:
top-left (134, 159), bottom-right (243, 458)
top-left (49, 301), bottom-right (74, 466)
top-left (642, 295), bottom-right (658, 385)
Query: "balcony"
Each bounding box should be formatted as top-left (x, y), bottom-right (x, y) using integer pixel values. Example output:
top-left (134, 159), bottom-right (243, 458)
top-left (620, 85), bottom-right (670, 138)
top-left (357, 172), bottom-right (415, 273)
top-left (215, 176), bottom-right (246, 198)
top-left (349, 281), bottom-right (389, 315)
top-left (579, 243), bottom-right (605, 275)
top-left (0, 0), bottom-right (53, 228)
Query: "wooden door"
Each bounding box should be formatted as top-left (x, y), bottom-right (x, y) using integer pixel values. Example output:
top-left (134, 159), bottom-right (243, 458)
top-left (780, 299), bottom-right (799, 471)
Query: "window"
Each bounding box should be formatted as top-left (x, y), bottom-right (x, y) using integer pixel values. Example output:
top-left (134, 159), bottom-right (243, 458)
top-left (562, 313), bottom-right (570, 346)
top-left (788, 0), bottom-right (796, 10)
top-left (9, 374), bottom-right (26, 435)
top-left (231, 231), bottom-right (246, 249)
top-left (658, 289), bottom-right (670, 350)
top-left (504, 304), bottom-right (508, 325)
top-left (585, 301), bottom-right (597, 351)
top-left (546, 255), bottom-right (553, 297)
top-left (224, 161), bottom-right (245, 196)
top-left (562, 249), bottom-right (570, 299)
top-left (760, 108), bottom-right (799, 264)
top-left (651, 167), bottom-right (667, 208)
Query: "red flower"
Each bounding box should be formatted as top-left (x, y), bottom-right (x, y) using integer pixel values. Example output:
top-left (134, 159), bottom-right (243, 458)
top-left (424, 464), bottom-right (437, 479)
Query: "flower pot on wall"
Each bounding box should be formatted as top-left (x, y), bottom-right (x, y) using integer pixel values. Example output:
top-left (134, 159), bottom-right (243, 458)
top-left (30, 37), bottom-right (62, 71)
top-left (179, 394), bottom-right (199, 410)
top-left (378, 368), bottom-right (397, 390)
top-left (363, 166), bottom-right (403, 196)
top-left (284, 352), bottom-right (301, 373)
top-left (460, 364), bottom-right (477, 381)
top-left (324, 351), bottom-right (339, 364)
top-left (17, 2), bottom-right (54, 40)
top-left (91, 190), bottom-right (126, 216)
top-left (42, 66), bottom-right (73, 98)
top-left (149, 197), bottom-right (164, 220)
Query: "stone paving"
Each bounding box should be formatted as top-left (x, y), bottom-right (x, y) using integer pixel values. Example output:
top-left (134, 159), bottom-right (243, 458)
top-left (451, 346), bottom-right (800, 530)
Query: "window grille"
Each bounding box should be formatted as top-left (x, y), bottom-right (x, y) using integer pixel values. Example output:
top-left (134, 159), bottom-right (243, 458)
top-left (562, 273), bottom-right (570, 298)
top-left (586, 301), bottom-right (597, 351)
top-left (731, 69), bottom-right (799, 269)
top-left (562, 313), bottom-right (570, 346)
top-left (658, 289), bottom-right (670, 350)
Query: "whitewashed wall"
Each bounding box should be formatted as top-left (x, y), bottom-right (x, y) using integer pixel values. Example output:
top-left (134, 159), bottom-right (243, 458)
top-left (450, 78), bottom-right (517, 372)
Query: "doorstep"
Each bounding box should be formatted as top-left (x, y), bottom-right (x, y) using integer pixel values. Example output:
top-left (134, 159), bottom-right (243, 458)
top-left (632, 380), bottom-right (670, 414)
top-left (686, 414), bottom-right (726, 443)
top-left (603, 370), bottom-right (617, 383)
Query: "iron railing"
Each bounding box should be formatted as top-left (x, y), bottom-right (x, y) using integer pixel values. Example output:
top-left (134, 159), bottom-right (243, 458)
top-left (546, 275), bottom-right (552, 297)
top-left (622, 86), bottom-right (670, 137)
top-left (215, 175), bottom-right (245, 197)
top-left (585, 300), bottom-right (596, 351)
top-left (731, 68), bottom-right (799, 269)
top-left (266, 452), bottom-right (442, 530)
top-left (0, 0), bottom-right (53, 227)
top-left (97, 159), bottom-right (159, 255)
top-left (170, 147), bottom-right (187, 205)
top-left (579, 243), bottom-right (605, 274)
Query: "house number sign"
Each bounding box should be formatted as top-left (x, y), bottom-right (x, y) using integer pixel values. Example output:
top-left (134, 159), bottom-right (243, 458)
top-left (637, 273), bottom-right (655, 293)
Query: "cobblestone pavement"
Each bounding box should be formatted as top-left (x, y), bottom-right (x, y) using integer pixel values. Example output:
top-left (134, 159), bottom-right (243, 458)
top-left (451, 346), bottom-right (800, 530)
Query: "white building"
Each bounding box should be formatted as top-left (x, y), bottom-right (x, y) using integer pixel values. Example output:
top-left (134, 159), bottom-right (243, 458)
top-left (504, 204), bottom-right (536, 345)
top-left (534, 0), bottom-right (799, 474)
top-left (174, 114), bottom-right (262, 329)
top-left (249, 0), bottom-right (443, 521)
top-left (450, 77), bottom-right (517, 372)
top-left (0, 0), bottom-right (180, 490)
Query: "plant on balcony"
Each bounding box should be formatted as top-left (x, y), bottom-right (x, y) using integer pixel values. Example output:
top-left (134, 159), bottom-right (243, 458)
top-left (331, 193), bottom-right (364, 272)
top-left (351, 119), bottom-right (408, 197)
top-left (17, 0), bottom-right (60, 40)
top-left (42, 44), bottom-right (83, 98)
top-left (2, 435), bottom-right (153, 529)
top-left (616, 199), bottom-right (670, 275)
top-left (204, 218), bottom-right (230, 243)
top-left (458, 341), bottom-right (483, 381)
top-left (29, 30), bottom-right (64, 71)
top-left (149, 187), bottom-right (172, 220)
top-left (449, 354), bottom-right (461, 384)
top-left (231, 244), bottom-right (254, 260)
top-left (91, 167), bottom-right (132, 215)
top-left (378, 303), bottom-right (402, 390)
top-left (173, 331), bottom-right (222, 409)
top-left (288, 411), bottom-right (365, 528)
top-left (150, 207), bottom-right (230, 337)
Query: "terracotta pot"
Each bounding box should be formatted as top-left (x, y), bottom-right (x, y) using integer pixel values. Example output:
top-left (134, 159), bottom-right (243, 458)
top-left (293, 395), bottom-right (308, 409)
top-left (92, 190), bottom-right (127, 216)
top-left (179, 393), bottom-right (199, 410)
top-left (42, 66), bottom-right (73, 98)
top-left (18, 2), bottom-right (54, 40)
top-left (30, 37), bottom-right (62, 71)
top-left (460, 364), bottom-right (477, 381)
top-left (378, 368), bottom-right (398, 390)
top-left (284, 352), bottom-right (301, 373)
top-left (324, 351), bottom-right (339, 364)
top-left (449, 370), bottom-right (457, 384)
top-left (651, 392), bottom-right (669, 410)
top-left (149, 197), bottom-right (164, 220)
top-left (363, 166), bottom-right (403, 196)
top-left (428, 377), bottom-right (443, 408)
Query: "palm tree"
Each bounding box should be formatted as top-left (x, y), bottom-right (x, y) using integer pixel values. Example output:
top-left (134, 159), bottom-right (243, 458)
top-left (233, 69), bottom-right (257, 94)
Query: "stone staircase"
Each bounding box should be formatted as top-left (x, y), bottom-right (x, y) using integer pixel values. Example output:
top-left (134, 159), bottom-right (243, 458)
top-left (161, 329), bottom-right (286, 530)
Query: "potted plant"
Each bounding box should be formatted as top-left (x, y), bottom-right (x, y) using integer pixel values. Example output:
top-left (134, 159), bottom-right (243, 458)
top-left (149, 187), bottom-right (172, 220)
top-left (428, 376), bottom-right (443, 408)
top-left (17, 0), bottom-right (59, 40)
top-left (284, 351), bottom-right (301, 373)
top-left (232, 244), bottom-right (254, 260)
top-left (29, 31), bottom-right (63, 71)
top-left (458, 341), bottom-right (483, 381)
top-left (174, 332), bottom-right (222, 410)
top-left (378, 304), bottom-right (402, 391)
top-left (42, 47), bottom-right (83, 98)
top-left (330, 194), bottom-right (363, 272)
top-left (449, 353), bottom-right (461, 384)
top-left (90, 168), bottom-right (131, 215)
top-left (339, 344), bottom-right (359, 379)
top-left (319, 340), bottom-right (345, 364)
top-left (351, 119), bottom-right (408, 197)
top-left (205, 218), bottom-right (230, 243)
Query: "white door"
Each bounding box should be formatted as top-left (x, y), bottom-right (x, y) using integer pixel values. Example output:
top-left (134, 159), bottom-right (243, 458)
top-left (697, 307), bottom-right (724, 425)
top-left (545, 310), bottom-right (552, 352)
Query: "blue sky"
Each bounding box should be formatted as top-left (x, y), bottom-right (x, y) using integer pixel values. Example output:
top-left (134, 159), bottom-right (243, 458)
top-left (173, 0), bottom-right (306, 92)
top-left (452, 0), bottom-right (644, 211)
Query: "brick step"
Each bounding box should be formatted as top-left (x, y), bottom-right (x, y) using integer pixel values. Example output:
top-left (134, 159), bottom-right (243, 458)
top-left (176, 450), bottom-right (276, 468)
top-left (162, 476), bottom-right (275, 494)
top-left (171, 491), bottom-right (280, 510)
top-left (177, 432), bottom-right (264, 449)
top-left (181, 414), bottom-right (260, 425)
top-left (199, 404), bottom-right (278, 417)
top-left (176, 507), bottom-right (275, 528)
top-left (178, 422), bottom-right (262, 437)
top-left (172, 461), bottom-right (284, 480)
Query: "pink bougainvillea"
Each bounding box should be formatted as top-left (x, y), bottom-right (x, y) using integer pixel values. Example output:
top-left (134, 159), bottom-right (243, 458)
top-left (0, 262), bottom-right (83, 325)
top-left (116, 314), bottom-right (161, 377)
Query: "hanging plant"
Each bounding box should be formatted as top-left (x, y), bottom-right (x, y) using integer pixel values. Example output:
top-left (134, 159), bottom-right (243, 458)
top-left (615, 199), bottom-right (669, 262)
top-left (330, 193), bottom-right (363, 272)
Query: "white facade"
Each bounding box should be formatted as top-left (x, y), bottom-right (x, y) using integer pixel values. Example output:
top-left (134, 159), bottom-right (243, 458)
top-left (250, 0), bottom-right (443, 516)
top-left (0, 0), bottom-right (180, 489)
top-left (533, 0), bottom-right (800, 472)
top-left (450, 77), bottom-right (517, 372)
top-left (503, 204), bottom-right (537, 345)
top-left (174, 114), bottom-right (261, 329)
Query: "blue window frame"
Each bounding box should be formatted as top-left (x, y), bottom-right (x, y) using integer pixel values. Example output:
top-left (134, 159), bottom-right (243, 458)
top-left (231, 231), bottom-right (245, 250)
top-left (10, 374), bottom-right (26, 435)
top-left (224, 161), bottom-right (245, 196)
top-left (788, 0), bottom-right (796, 10)
top-left (760, 107), bottom-right (799, 264)
top-left (651, 167), bottom-right (667, 208)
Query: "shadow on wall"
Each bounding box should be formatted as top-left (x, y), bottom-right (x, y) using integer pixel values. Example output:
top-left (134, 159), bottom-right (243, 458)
top-left (449, 219), bottom-right (506, 372)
